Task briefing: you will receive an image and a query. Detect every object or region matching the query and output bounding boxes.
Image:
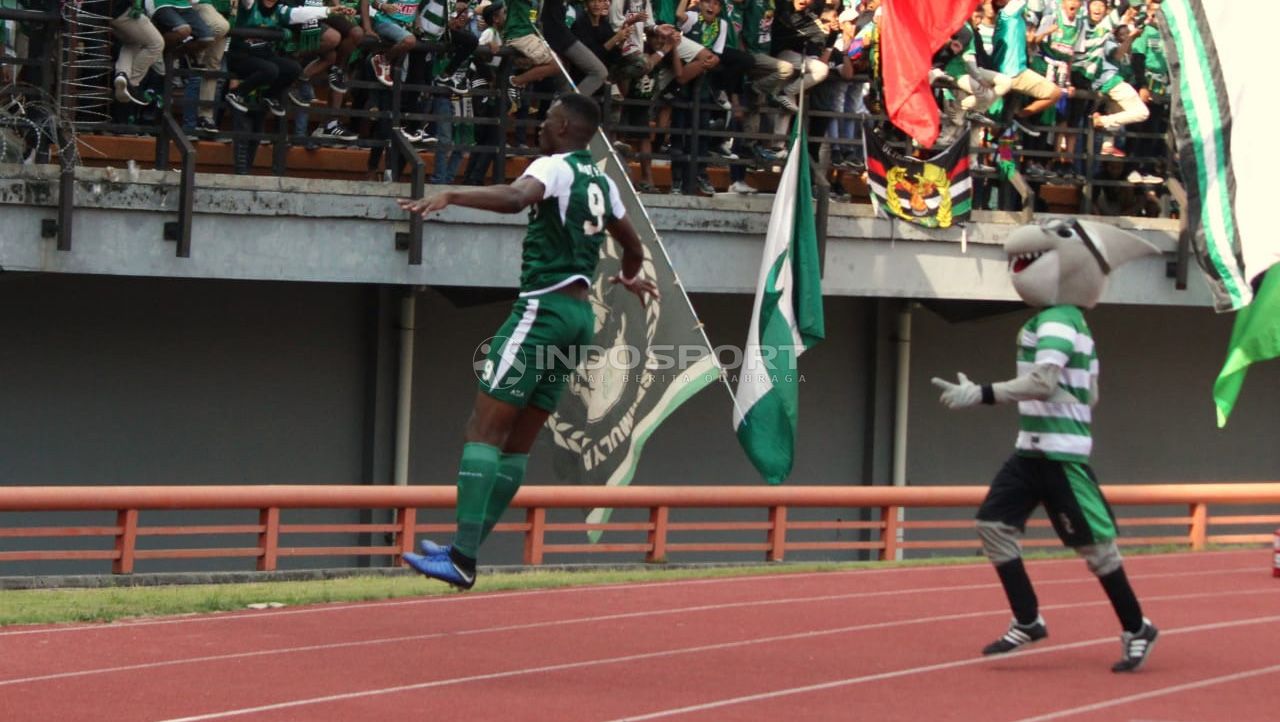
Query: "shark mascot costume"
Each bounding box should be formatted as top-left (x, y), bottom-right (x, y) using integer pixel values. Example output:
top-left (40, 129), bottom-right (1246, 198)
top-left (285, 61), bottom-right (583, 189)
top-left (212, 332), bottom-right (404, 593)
top-left (932, 218), bottom-right (1161, 672)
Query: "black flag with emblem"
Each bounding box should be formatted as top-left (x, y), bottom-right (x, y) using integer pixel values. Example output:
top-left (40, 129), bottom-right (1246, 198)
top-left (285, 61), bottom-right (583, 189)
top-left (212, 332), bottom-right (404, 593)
top-left (545, 132), bottom-right (721, 535)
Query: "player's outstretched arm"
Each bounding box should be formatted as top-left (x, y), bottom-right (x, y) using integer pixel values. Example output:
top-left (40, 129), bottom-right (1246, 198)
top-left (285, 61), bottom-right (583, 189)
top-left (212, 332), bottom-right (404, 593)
top-left (605, 216), bottom-right (661, 306)
top-left (397, 177), bottom-right (547, 218)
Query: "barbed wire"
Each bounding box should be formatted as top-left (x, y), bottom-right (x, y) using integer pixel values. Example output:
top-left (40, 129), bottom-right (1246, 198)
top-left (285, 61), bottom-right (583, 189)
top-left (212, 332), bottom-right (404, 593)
top-left (0, 82), bottom-right (80, 166)
top-left (60, 0), bottom-right (113, 127)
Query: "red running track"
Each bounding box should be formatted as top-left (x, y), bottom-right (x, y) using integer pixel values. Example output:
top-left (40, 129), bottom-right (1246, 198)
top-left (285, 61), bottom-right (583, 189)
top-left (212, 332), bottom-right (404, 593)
top-left (1, 549), bottom-right (1277, 722)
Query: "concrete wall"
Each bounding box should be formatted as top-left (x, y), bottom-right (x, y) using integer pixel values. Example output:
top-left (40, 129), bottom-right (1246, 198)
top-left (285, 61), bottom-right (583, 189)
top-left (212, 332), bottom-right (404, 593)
top-left (0, 166), bottom-right (1194, 305)
top-left (0, 274), bottom-right (374, 573)
top-left (3, 273), bottom-right (1276, 575)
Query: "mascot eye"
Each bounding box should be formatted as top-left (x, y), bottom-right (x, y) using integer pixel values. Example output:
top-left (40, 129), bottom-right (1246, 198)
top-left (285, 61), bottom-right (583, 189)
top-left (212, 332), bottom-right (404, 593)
top-left (1056, 228), bottom-right (1073, 238)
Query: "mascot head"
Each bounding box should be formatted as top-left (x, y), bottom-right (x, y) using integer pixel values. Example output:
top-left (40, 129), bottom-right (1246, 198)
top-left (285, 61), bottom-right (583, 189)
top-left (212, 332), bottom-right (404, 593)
top-left (1005, 218), bottom-right (1162, 308)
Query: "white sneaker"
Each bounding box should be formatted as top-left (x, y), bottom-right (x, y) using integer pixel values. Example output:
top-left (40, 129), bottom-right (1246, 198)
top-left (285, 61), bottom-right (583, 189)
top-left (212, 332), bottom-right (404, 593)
top-left (713, 141), bottom-right (738, 160)
top-left (395, 127), bottom-right (423, 143)
top-left (729, 180), bottom-right (758, 195)
top-left (1141, 173), bottom-right (1164, 184)
top-left (1126, 170), bottom-right (1143, 184)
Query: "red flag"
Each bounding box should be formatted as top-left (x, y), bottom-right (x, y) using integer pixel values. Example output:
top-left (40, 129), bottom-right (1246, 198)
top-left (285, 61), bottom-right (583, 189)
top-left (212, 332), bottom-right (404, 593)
top-left (880, 0), bottom-right (976, 148)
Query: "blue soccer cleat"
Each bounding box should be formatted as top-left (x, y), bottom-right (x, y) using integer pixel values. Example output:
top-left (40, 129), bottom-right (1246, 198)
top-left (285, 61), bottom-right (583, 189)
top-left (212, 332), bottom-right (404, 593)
top-left (403, 552), bottom-right (475, 590)
top-left (419, 539), bottom-right (452, 558)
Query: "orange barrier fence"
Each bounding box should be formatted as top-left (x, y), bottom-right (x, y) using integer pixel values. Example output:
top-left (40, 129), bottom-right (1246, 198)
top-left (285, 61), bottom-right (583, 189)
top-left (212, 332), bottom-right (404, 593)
top-left (2, 484), bottom-right (1279, 574)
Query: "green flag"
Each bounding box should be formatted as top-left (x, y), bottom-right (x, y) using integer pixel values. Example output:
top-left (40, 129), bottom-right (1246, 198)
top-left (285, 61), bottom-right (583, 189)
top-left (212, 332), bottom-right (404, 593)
top-left (1214, 268), bottom-right (1280, 427)
top-left (732, 124), bottom-right (825, 484)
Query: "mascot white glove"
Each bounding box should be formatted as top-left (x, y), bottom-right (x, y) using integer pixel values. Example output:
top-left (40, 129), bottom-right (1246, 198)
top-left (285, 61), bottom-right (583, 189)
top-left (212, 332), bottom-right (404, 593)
top-left (931, 372), bottom-right (988, 409)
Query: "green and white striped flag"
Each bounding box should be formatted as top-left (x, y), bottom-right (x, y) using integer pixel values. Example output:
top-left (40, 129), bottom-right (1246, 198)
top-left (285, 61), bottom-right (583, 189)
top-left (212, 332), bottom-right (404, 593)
top-left (1161, 0), bottom-right (1280, 424)
top-left (1162, 0), bottom-right (1278, 312)
top-left (733, 125), bottom-right (826, 484)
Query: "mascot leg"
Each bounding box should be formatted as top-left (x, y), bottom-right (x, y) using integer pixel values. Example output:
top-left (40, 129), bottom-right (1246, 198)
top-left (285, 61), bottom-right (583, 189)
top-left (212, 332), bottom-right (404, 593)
top-left (978, 520), bottom-right (1040, 626)
top-left (1076, 541), bottom-right (1144, 634)
top-left (977, 520), bottom-right (1048, 654)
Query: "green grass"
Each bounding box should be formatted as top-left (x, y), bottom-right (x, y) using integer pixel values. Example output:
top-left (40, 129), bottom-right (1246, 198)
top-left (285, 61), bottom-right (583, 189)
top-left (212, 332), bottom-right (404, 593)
top-left (0, 545), bottom-right (1238, 627)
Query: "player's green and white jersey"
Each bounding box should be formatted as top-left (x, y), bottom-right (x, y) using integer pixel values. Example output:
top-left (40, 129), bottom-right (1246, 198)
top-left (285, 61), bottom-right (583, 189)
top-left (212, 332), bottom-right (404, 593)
top-left (517, 149), bottom-right (626, 296)
top-left (1015, 305), bottom-right (1098, 463)
top-left (410, 0), bottom-right (449, 38)
top-left (1081, 14), bottom-right (1113, 67)
top-left (1040, 5), bottom-right (1085, 64)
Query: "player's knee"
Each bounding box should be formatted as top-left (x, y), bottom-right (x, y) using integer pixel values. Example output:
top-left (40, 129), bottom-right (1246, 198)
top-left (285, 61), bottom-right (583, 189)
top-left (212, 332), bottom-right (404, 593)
top-left (976, 520), bottom-right (1022, 564)
top-left (1076, 540), bottom-right (1122, 576)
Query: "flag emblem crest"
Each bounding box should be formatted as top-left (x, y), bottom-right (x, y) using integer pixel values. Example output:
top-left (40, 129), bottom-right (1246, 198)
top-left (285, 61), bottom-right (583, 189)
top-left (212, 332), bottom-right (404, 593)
top-left (865, 130), bottom-right (971, 229)
top-left (884, 161), bottom-right (956, 225)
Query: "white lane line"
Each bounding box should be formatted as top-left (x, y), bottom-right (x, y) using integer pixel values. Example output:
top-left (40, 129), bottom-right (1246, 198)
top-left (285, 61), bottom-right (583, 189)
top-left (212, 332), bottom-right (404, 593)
top-left (0, 554), bottom-right (1258, 638)
top-left (1009, 663), bottom-right (1280, 722)
top-left (0, 562), bottom-right (998, 638)
top-left (604, 615), bottom-right (1280, 722)
top-left (150, 593), bottom-right (1280, 722)
top-left (0, 568), bottom-right (1261, 686)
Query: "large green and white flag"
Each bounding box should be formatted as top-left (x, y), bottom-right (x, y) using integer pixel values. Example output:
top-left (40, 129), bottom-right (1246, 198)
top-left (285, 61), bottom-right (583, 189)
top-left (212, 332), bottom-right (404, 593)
top-left (732, 125), bottom-right (826, 484)
top-left (1161, 0), bottom-right (1280, 424)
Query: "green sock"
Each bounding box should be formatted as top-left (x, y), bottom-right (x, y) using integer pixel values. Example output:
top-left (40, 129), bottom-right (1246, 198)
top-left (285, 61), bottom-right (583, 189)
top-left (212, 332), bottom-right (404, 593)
top-left (479, 453), bottom-right (528, 545)
top-left (451, 442), bottom-right (501, 559)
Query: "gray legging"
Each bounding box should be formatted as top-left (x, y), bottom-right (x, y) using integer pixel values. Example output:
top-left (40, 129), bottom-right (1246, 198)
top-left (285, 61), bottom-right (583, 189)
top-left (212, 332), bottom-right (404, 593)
top-left (560, 41), bottom-right (609, 98)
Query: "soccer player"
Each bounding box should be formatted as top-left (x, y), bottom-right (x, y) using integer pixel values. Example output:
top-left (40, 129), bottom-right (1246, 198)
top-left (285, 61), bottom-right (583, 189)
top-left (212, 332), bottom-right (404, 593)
top-left (931, 218), bottom-right (1161, 672)
top-left (396, 93), bottom-right (659, 590)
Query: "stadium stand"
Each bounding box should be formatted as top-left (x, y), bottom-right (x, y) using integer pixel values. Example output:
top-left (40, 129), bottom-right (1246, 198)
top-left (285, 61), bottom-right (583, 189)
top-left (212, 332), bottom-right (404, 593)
top-left (0, 0), bottom-right (1176, 218)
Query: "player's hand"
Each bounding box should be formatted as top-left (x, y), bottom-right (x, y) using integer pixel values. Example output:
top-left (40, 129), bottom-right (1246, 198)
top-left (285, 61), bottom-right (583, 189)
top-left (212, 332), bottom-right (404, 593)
top-left (329, 5), bottom-right (355, 16)
top-left (398, 192), bottom-right (452, 218)
top-left (610, 273), bottom-right (661, 306)
top-left (931, 372), bottom-right (982, 409)
top-left (381, 3), bottom-right (401, 14)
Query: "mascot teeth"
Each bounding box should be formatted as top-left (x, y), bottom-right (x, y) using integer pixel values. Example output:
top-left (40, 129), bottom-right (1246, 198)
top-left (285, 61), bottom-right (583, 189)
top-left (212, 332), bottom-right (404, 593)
top-left (1011, 251), bottom-right (1044, 273)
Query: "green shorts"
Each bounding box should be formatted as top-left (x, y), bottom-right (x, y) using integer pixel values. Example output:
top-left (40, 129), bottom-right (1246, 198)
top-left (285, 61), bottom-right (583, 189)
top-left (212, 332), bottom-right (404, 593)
top-left (477, 292), bottom-right (595, 412)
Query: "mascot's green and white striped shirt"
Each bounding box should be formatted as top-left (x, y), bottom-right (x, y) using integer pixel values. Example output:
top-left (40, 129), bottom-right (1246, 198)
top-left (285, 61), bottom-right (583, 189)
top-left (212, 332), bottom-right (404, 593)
top-left (1015, 304), bottom-right (1097, 463)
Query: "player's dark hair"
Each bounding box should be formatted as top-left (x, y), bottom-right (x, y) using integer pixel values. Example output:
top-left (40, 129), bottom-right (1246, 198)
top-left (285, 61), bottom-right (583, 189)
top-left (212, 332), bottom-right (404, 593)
top-left (555, 93), bottom-right (600, 141)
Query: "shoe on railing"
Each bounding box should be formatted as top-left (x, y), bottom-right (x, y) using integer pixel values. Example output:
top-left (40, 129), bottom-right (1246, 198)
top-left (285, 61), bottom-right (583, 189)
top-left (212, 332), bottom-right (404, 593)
top-left (224, 92), bottom-right (248, 114)
top-left (263, 97), bottom-right (286, 118)
top-left (313, 121), bottom-right (358, 141)
top-left (113, 73), bottom-right (150, 106)
top-left (327, 66), bottom-right (348, 94)
top-left (370, 54), bottom-right (394, 87)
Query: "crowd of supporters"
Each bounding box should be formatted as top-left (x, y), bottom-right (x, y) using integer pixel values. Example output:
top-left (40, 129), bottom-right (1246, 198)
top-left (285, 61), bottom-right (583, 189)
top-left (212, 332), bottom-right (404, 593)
top-left (0, 0), bottom-right (1174, 214)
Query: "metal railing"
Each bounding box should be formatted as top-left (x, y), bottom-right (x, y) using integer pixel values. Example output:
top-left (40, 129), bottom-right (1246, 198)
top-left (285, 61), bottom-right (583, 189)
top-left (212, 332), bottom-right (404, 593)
top-left (1, 18), bottom-right (1181, 266)
top-left (1, 483), bottom-right (1276, 574)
